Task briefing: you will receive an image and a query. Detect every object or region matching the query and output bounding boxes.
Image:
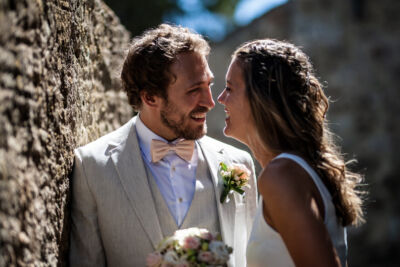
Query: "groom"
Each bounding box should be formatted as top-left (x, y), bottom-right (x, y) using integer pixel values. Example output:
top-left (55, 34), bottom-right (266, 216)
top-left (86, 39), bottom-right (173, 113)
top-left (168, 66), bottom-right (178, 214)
top-left (69, 24), bottom-right (257, 267)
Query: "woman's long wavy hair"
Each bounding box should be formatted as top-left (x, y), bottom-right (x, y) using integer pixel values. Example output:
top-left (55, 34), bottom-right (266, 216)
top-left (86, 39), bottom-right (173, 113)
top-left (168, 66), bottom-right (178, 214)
top-left (234, 39), bottom-right (364, 226)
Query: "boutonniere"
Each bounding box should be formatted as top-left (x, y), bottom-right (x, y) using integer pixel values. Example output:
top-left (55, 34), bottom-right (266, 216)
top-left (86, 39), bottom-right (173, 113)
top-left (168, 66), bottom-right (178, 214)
top-left (219, 162), bottom-right (251, 204)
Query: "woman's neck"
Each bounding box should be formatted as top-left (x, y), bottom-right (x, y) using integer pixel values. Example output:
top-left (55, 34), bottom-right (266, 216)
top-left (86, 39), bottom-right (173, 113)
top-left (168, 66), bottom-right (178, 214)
top-left (253, 149), bottom-right (275, 167)
top-left (246, 139), bottom-right (276, 167)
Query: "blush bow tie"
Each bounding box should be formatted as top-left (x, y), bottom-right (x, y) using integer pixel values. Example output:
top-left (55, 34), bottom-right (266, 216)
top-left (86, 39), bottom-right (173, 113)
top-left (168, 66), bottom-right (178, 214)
top-left (150, 139), bottom-right (195, 162)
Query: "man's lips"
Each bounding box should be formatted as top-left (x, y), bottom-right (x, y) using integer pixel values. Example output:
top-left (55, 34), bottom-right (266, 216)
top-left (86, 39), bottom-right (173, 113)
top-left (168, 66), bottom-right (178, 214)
top-left (191, 113), bottom-right (206, 122)
top-left (190, 106), bottom-right (209, 123)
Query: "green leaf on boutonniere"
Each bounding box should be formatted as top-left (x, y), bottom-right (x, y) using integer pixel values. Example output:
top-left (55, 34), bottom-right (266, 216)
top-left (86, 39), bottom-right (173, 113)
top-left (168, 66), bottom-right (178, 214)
top-left (219, 162), bottom-right (228, 171)
top-left (220, 186), bottom-right (230, 203)
top-left (232, 187), bottom-right (245, 194)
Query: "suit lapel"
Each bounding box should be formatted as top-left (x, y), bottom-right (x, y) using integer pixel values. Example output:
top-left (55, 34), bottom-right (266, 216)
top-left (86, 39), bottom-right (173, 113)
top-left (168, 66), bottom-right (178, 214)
top-left (109, 117), bottom-right (163, 249)
top-left (197, 137), bottom-right (236, 253)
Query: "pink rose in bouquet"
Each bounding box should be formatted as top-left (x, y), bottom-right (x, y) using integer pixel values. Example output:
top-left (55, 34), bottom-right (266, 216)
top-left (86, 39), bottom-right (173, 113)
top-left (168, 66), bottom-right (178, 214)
top-left (146, 251), bottom-right (162, 267)
top-left (183, 236), bottom-right (201, 250)
top-left (197, 251), bottom-right (214, 263)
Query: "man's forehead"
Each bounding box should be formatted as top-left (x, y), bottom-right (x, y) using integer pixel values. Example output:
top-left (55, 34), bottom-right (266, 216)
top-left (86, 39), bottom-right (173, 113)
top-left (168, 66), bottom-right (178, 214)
top-left (173, 52), bottom-right (207, 68)
top-left (170, 52), bottom-right (212, 84)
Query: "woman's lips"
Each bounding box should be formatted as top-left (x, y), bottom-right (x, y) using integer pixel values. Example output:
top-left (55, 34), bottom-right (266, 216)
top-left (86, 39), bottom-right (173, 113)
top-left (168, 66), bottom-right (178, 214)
top-left (224, 109), bottom-right (230, 120)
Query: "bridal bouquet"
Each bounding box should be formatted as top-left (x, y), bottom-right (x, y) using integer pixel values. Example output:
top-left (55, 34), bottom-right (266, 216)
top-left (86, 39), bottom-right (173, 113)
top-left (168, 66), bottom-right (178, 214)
top-left (219, 162), bottom-right (251, 203)
top-left (146, 227), bottom-right (232, 267)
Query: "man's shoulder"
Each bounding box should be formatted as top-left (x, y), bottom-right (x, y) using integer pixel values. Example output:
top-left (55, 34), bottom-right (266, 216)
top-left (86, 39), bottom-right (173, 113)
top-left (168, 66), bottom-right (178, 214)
top-left (75, 117), bottom-right (136, 158)
top-left (199, 135), bottom-right (252, 161)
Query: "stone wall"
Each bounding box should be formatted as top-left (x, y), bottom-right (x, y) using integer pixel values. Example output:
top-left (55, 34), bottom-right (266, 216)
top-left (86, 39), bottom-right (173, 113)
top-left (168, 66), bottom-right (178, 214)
top-left (209, 0), bottom-right (400, 266)
top-left (0, 0), bottom-right (131, 266)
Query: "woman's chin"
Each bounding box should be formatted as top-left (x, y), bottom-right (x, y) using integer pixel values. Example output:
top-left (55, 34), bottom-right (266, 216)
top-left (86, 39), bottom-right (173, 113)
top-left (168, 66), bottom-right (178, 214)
top-left (223, 127), bottom-right (239, 140)
top-left (223, 126), bottom-right (232, 137)
top-left (223, 127), bottom-right (249, 146)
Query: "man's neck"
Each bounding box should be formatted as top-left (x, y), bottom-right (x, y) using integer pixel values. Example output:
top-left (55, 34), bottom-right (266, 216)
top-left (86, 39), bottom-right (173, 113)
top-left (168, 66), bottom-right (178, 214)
top-left (139, 112), bottom-right (177, 141)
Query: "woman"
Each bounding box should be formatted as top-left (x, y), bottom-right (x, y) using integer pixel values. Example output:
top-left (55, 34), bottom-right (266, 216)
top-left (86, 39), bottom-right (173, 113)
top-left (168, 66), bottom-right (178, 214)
top-left (217, 39), bottom-right (364, 267)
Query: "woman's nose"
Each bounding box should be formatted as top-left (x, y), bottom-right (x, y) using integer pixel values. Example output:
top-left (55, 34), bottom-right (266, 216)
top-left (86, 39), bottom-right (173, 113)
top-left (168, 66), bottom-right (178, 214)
top-left (217, 89), bottom-right (226, 105)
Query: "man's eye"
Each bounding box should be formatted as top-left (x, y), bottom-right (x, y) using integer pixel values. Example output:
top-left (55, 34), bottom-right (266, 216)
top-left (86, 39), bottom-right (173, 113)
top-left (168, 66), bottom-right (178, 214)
top-left (225, 86), bottom-right (231, 92)
top-left (188, 88), bottom-right (199, 94)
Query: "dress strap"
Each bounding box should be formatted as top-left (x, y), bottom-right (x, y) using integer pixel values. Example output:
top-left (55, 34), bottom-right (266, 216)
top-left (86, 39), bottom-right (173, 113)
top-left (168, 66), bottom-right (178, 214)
top-left (273, 153), bottom-right (333, 221)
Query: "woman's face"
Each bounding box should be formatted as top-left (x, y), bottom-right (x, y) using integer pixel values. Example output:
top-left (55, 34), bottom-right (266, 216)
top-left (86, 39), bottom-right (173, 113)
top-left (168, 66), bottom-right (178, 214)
top-left (218, 58), bottom-right (254, 144)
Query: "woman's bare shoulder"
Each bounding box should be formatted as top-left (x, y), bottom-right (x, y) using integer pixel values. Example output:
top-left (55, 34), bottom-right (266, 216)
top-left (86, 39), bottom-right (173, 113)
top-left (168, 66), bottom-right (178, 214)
top-left (258, 157), bottom-right (311, 198)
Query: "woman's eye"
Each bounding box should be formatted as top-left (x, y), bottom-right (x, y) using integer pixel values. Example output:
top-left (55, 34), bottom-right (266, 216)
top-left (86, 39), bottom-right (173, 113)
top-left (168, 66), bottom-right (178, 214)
top-left (225, 86), bottom-right (232, 92)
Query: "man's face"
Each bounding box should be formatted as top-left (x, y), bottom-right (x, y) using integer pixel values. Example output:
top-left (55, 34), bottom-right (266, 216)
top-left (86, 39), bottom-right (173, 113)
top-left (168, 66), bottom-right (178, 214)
top-left (159, 52), bottom-right (215, 140)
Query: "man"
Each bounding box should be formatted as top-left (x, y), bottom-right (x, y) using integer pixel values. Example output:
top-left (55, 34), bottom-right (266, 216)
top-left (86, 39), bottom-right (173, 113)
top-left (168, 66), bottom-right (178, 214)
top-left (69, 24), bottom-right (257, 266)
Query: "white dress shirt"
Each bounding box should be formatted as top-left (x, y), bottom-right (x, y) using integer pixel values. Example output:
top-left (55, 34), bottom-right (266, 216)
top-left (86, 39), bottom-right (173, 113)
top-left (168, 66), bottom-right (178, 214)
top-left (135, 115), bottom-right (198, 226)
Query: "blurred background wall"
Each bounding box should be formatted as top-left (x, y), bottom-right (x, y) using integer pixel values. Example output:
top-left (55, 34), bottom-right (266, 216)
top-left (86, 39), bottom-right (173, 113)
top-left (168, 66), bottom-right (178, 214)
top-left (0, 0), bottom-right (399, 266)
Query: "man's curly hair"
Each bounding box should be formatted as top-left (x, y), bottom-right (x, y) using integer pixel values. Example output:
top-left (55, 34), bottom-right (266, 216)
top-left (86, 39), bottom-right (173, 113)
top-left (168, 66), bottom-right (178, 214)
top-left (121, 24), bottom-right (210, 111)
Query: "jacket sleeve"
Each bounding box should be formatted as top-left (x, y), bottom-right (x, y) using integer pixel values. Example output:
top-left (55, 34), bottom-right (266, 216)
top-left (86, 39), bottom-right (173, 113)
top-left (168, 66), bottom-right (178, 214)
top-left (69, 149), bottom-right (106, 267)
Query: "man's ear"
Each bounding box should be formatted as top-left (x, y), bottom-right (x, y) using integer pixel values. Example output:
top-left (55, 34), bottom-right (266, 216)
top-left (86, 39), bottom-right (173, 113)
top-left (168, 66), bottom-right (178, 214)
top-left (140, 91), bottom-right (160, 108)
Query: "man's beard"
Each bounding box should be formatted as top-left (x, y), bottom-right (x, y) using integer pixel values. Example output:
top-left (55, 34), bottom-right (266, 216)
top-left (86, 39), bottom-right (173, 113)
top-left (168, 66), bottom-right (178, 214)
top-left (160, 101), bottom-right (208, 140)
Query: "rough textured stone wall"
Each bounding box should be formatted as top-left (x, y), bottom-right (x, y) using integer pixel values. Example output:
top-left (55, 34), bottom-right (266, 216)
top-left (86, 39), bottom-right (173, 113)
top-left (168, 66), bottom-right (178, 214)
top-left (0, 0), bottom-right (132, 266)
top-left (209, 0), bottom-right (400, 266)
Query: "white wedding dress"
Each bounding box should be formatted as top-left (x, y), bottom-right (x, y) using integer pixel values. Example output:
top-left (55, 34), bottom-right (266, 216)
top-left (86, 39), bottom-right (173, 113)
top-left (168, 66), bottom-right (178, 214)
top-left (246, 153), bottom-right (347, 267)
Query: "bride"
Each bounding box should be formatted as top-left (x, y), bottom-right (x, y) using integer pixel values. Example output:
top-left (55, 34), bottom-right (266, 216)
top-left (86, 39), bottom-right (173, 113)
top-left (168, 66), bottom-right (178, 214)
top-left (217, 39), bottom-right (365, 267)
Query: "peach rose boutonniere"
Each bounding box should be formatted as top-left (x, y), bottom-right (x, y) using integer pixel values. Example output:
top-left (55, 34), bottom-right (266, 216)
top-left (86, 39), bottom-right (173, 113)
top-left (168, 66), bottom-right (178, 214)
top-left (219, 162), bottom-right (251, 204)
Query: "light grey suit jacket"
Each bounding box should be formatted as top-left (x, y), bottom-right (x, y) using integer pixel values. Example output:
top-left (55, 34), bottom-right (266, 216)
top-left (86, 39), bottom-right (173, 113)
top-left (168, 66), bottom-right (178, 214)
top-left (69, 116), bottom-right (257, 266)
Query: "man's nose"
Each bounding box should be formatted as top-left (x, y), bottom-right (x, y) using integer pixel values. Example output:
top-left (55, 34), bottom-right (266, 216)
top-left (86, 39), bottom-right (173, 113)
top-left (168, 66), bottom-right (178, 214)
top-left (201, 87), bottom-right (215, 110)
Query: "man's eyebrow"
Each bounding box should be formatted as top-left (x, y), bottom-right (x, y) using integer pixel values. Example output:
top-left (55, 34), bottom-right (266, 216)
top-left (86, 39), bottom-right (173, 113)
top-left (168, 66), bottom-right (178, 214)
top-left (188, 76), bottom-right (215, 88)
top-left (190, 81), bottom-right (203, 87)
